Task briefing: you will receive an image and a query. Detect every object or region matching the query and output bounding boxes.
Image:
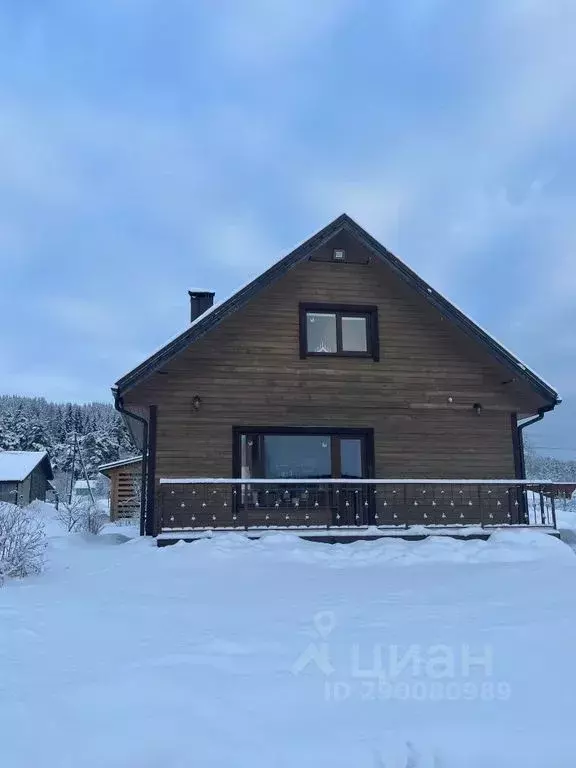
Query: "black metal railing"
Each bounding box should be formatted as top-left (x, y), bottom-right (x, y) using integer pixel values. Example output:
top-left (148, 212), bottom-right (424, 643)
top-left (157, 479), bottom-right (574, 532)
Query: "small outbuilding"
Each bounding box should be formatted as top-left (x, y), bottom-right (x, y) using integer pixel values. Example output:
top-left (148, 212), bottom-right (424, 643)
top-left (73, 479), bottom-right (94, 499)
top-left (0, 451), bottom-right (54, 506)
top-left (98, 456), bottom-right (142, 521)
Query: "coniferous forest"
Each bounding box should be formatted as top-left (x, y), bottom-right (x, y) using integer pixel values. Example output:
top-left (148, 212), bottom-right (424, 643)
top-left (0, 395), bottom-right (135, 489)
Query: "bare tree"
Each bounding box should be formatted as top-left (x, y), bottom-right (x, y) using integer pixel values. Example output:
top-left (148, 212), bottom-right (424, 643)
top-left (56, 498), bottom-right (108, 535)
top-left (56, 497), bottom-right (86, 533)
top-left (76, 504), bottom-right (108, 535)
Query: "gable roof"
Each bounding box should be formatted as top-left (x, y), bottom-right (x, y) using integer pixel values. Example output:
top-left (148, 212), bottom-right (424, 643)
top-left (0, 451), bottom-right (54, 483)
top-left (114, 214), bottom-right (560, 405)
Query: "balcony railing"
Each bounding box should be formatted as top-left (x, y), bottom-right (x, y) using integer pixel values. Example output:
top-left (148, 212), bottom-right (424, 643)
top-left (158, 479), bottom-right (574, 532)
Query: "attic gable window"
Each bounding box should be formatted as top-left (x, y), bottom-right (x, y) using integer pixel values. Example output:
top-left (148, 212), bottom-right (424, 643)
top-left (299, 304), bottom-right (379, 360)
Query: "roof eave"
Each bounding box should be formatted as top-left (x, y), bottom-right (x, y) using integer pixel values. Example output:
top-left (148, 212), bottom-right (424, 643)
top-left (115, 214), bottom-right (352, 395)
top-left (40, 453), bottom-right (54, 481)
top-left (98, 456), bottom-right (142, 474)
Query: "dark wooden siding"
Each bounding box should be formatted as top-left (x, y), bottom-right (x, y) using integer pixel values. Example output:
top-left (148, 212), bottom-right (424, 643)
top-left (125, 247), bottom-right (545, 508)
top-left (310, 230), bottom-right (371, 264)
top-left (29, 466), bottom-right (48, 502)
top-left (0, 481), bottom-right (18, 505)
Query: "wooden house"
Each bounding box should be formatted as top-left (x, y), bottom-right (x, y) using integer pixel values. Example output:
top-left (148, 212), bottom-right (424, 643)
top-left (111, 215), bottom-right (562, 541)
top-left (0, 451), bottom-right (54, 507)
top-left (98, 456), bottom-right (142, 521)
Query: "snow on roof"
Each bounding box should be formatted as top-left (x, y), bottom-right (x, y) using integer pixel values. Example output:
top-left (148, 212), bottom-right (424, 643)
top-left (98, 456), bottom-right (142, 473)
top-left (0, 451), bottom-right (49, 482)
top-left (74, 480), bottom-right (91, 489)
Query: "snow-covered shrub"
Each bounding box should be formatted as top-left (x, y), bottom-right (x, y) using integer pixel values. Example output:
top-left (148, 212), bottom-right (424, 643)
top-left (56, 498), bottom-right (108, 535)
top-left (76, 505), bottom-right (108, 535)
top-left (0, 502), bottom-right (46, 583)
top-left (56, 497), bottom-right (85, 532)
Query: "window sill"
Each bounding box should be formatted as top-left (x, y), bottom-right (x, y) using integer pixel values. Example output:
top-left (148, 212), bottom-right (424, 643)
top-left (302, 351), bottom-right (378, 361)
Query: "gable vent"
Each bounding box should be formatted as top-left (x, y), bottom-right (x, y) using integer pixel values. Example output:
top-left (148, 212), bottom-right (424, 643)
top-left (333, 248), bottom-right (346, 261)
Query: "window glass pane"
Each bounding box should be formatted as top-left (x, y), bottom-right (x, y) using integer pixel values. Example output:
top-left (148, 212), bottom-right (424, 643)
top-left (307, 312), bottom-right (337, 353)
top-left (264, 435), bottom-right (331, 479)
top-left (0, 483), bottom-right (18, 503)
top-left (340, 439), bottom-right (363, 479)
top-left (240, 435), bottom-right (253, 478)
top-left (240, 434), bottom-right (258, 503)
top-left (341, 315), bottom-right (368, 352)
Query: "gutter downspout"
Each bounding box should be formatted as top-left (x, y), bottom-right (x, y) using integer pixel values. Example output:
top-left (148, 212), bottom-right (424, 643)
top-left (113, 387), bottom-right (148, 537)
top-left (517, 404), bottom-right (556, 479)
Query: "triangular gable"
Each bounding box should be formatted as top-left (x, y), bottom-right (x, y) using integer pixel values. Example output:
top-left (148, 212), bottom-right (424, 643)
top-left (114, 214), bottom-right (560, 406)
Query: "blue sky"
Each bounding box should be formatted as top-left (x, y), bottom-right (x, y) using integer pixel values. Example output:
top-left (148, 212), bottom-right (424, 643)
top-left (1, 0), bottom-right (575, 456)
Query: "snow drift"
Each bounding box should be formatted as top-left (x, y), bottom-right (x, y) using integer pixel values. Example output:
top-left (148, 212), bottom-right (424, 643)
top-left (2, 509), bottom-right (576, 768)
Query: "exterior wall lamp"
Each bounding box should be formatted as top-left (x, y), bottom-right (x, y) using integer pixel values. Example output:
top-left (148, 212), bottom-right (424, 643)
top-left (473, 403), bottom-right (482, 415)
top-left (192, 395), bottom-right (202, 411)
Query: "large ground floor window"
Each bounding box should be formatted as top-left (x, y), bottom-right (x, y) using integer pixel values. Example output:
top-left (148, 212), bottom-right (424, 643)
top-left (233, 427), bottom-right (374, 480)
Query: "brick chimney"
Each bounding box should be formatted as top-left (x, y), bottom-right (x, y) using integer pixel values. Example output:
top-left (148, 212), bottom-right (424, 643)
top-left (188, 291), bottom-right (215, 322)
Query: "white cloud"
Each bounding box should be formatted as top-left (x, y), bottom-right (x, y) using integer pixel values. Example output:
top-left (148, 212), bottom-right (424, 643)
top-left (0, 0), bottom-right (574, 438)
top-left (42, 297), bottom-right (128, 340)
top-left (209, 0), bottom-right (353, 64)
top-left (0, 97), bottom-right (288, 277)
top-left (298, 0), bottom-right (576, 290)
top-left (0, 111), bottom-right (84, 209)
top-left (0, 370), bottom-right (88, 402)
top-left (197, 210), bottom-right (282, 273)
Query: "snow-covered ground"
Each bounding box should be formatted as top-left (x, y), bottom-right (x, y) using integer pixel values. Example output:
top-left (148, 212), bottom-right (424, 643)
top-left (2, 505), bottom-right (576, 767)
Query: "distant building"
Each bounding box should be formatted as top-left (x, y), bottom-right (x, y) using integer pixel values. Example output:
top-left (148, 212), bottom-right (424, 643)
top-left (0, 451), bottom-right (54, 506)
top-left (73, 479), bottom-right (95, 499)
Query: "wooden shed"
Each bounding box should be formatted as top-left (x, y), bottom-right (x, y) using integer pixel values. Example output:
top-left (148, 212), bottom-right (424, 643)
top-left (98, 456), bottom-right (142, 521)
top-left (0, 451), bottom-right (54, 506)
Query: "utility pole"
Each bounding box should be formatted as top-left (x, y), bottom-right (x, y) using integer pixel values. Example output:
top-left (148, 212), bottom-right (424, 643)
top-left (68, 432), bottom-right (77, 504)
top-left (76, 434), bottom-right (96, 505)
